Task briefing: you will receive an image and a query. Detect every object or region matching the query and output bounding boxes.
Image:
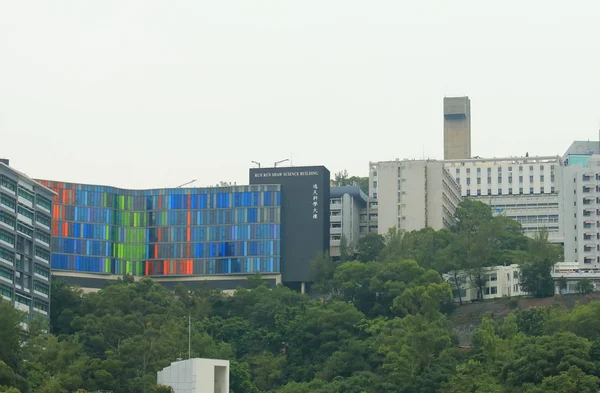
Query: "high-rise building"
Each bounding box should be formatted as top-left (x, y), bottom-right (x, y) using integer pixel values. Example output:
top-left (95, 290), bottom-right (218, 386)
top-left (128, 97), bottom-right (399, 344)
top-left (37, 180), bottom-right (282, 292)
top-left (0, 162), bottom-right (55, 323)
top-left (443, 96), bottom-right (471, 160)
top-left (249, 166), bottom-right (330, 291)
top-left (368, 160), bottom-right (461, 235)
top-left (561, 155), bottom-right (600, 268)
top-left (329, 186), bottom-right (367, 257)
top-left (562, 140), bottom-right (600, 167)
top-left (444, 156), bottom-right (563, 243)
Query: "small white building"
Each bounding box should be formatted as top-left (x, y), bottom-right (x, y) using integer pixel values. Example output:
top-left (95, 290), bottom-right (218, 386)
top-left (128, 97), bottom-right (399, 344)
top-left (551, 262), bottom-right (600, 294)
top-left (157, 358), bottom-right (229, 393)
top-left (329, 186), bottom-right (368, 257)
top-left (444, 264), bottom-right (526, 302)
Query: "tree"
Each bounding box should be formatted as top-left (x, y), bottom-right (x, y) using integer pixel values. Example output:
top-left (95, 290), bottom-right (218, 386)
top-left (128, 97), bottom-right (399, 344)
top-left (339, 235), bottom-right (355, 263)
top-left (0, 301), bottom-right (25, 371)
top-left (577, 278), bottom-right (594, 294)
top-left (355, 233), bottom-right (384, 263)
top-left (331, 170), bottom-right (369, 193)
top-left (519, 230), bottom-right (562, 297)
top-left (557, 276), bottom-right (568, 294)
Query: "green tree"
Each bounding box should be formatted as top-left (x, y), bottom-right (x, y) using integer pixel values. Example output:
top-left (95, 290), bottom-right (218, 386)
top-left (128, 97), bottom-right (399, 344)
top-left (0, 301), bottom-right (24, 371)
top-left (577, 278), bottom-right (594, 294)
top-left (519, 230), bottom-right (562, 297)
top-left (355, 233), bottom-right (385, 263)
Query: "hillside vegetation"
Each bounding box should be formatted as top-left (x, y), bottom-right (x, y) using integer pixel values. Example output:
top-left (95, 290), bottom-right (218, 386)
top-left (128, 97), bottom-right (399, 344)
top-left (3, 201), bottom-right (599, 393)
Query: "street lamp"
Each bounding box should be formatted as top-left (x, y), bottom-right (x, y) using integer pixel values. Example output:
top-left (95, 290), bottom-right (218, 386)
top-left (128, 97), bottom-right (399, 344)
top-left (274, 159), bottom-right (289, 167)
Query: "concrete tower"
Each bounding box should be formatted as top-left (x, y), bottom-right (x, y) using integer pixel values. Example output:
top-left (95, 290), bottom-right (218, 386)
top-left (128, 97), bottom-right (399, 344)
top-left (443, 96), bottom-right (471, 160)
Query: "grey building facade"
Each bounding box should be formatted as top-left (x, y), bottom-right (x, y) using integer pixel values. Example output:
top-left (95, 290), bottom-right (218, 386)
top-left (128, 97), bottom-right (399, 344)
top-left (329, 186), bottom-right (368, 257)
top-left (443, 96), bottom-right (471, 160)
top-left (0, 162), bottom-right (55, 324)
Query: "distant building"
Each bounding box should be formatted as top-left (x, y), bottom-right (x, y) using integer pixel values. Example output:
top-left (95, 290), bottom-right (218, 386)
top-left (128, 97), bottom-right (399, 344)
top-left (444, 156), bottom-right (562, 243)
top-left (444, 264), bottom-right (526, 302)
top-left (562, 140), bottom-right (600, 167)
top-left (443, 96), bottom-right (471, 160)
top-left (0, 162), bottom-right (55, 324)
top-left (551, 262), bottom-right (600, 293)
top-left (329, 186), bottom-right (368, 257)
top-left (369, 160), bottom-right (461, 235)
top-left (157, 358), bottom-right (229, 393)
top-left (37, 179), bottom-right (282, 292)
top-left (560, 154), bottom-right (600, 268)
top-left (359, 198), bottom-right (379, 235)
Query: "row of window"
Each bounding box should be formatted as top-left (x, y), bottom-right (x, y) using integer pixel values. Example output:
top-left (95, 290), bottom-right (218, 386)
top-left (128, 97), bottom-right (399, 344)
top-left (0, 175), bottom-right (16, 192)
top-left (466, 187), bottom-right (555, 196)
top-left (52, 206), bottom-right (281, 227)
top-left (460, 175), bottom-right (555, 185)
top-left (50, 188), bottom-right (281, 210)
top-left (454, 165), bottom-right (556, 174)
top-left (51, 254), bottom-right (281, 275)
top-left (54, 239), bottom-right (280, 259)
top-left (0, 228), bottom-right (14, 246)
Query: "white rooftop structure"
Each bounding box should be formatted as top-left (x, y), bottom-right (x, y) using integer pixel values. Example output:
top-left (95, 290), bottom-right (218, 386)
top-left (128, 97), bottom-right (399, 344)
top-left (157, 358), bottom-right (229, 393)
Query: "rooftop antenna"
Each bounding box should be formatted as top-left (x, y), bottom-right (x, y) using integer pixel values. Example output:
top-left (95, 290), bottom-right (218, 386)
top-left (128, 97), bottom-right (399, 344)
top-left (177, 179), bottom-right (197, 188)
top-left (274, 159), bottom-right (289, 167)
top-left (251, 161), bottom-right (261, 168)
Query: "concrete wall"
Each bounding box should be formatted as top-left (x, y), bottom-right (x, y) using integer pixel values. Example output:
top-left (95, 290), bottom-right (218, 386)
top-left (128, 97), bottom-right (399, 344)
top-left (157, 358), bottom-right (229, 393)
top-left (443, 97), bottom-right (471, 160)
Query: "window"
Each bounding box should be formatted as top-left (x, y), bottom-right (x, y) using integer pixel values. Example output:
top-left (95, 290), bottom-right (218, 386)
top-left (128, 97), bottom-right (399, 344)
top-left (33, 298), bottom-right (48, 312)
top-left (490, 273), bottom-right (497, 281)
top-left (17, 205), bottom-right (34, 220)
top-left (529, 187), bottom-right (534, 194)
top-left (0, 229), bottom-right (14, 246)
top-left (498, 177), bottom-right (502, 184)
top-left (540, 165), bottom-right (545, 170)
top-left (0, 175), bottom-right (16, 192)
top-left (466, 178), bottom-right (471, 185)
top-left (0, 265), bottom-right (13, 281)
top-left (551, 174), bottom-right (555, 182)
top-left (466, 168), bottom-right (471, 173)
top-left (33, 281), bottom-right (49, 295)
top-left (0, 283), bottom-right (11, 298)
top-left (477, 178), bottom-right (481, 185)
top-left (466, 190), bottom-right (471, 196)
top-left (34, 265), bottom-right (49, 278)
top-left (35, 213), bottom-right (51, 227)
top-left (477, 168), bottom-right (481, 173)
top-left (455, 168), bottom-right (459, 174)
top-left (490, 286), bottom-right (498, 295)
top-left (17, 187), bottom-right (34, 203)
top-left (17, 223), bottom-right (33, 237)
top-left (15, 294), bottom-right (30, 306)
top-left (498, 189), bottom-right (503, 195)
top-left (477, 189), bottom-right (481, 196)
top-left (0, 247), bottom-right (14, 263)
top-left (519, 166), bottom-right (523, 171)
top-left (519, 176), bottom-right (523, 183)
top-left (0, 212), bottom-right (15, 229)
top-left (541, 187), bottom-right (545, 193)
top-left (508, 188), bottom-right (513, 194)
top-left (529, 166), bottom-right (534, 171)
top-left (36, 196), bottom-right (51, 210)
top-left (34, 247), bottom-right (50, 262)
top-left (0, 194), bottom-right (16, 210)
top-left (487, 189), bottom-right (492, 195)
top-left (372, 181), bottom-right (377, 188)
top-left (508, 176), bottom-right (512, 184)
top-left (540, 175), bottom-right (545, 182)
top-left (551, 186), bottom-right (555, 193)
top-left (487, 168), bottom-right (492, 173)
top-left (487, 177), bottom-right (491, 184)
top-left (485, 287), bottom-right (490, 295)
top-left (519, 188), bottom-right (523, 194)
top-left (35, 231), bottom-right (50, 244)
top-left (529, 175), bottom-right (534, 182)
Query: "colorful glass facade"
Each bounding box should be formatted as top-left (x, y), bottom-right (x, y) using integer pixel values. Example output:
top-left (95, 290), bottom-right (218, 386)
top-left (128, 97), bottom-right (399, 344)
top-left (38, 181), bottom-right (281, 276)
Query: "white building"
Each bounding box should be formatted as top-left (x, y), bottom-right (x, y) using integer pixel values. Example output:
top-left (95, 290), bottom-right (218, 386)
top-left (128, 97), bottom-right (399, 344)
top-left (157, 358), bottom-right (229, 393)
top-left (444, 264), bottom-right (526, 302)
top-left (561, 155), bottom-right (600, 268)
top-left (443, 156), bottom-right (562, 243)
top-left (329, 186), bottom-right (367, 257)
top-left (369, 160), bottom-right (462, 235)
top-left (551, 262), bottom-right (600, 294)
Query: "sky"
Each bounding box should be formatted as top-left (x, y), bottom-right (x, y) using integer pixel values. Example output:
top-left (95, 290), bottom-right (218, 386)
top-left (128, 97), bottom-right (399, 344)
top-left (1, 1), bottom-right (599, 189)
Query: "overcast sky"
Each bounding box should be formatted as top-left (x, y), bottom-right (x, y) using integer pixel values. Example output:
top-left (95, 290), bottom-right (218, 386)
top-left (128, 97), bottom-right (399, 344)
top-left (1, 1), bottom-right (599, 189)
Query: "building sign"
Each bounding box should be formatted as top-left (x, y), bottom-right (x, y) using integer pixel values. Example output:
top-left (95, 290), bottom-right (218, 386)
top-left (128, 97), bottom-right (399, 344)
top-left (312, 184), bottom-right (318, 219)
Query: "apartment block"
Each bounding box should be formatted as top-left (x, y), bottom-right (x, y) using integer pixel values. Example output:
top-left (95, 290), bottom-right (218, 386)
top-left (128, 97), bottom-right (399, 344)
top-left (444, 156), bottom-right (562, 243)
top-left (561, 155), bottom-right (600, 268)
top-left (329, 186), bottom-right (367, 257)
top-left (369, 160), bottom-right (461, 235)
top-left (0, 162), bottom-right (55, 323)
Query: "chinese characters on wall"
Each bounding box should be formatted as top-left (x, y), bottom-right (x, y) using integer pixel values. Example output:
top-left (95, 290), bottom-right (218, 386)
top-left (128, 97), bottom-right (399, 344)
top-left (312, 183), bottom-right (318, 219)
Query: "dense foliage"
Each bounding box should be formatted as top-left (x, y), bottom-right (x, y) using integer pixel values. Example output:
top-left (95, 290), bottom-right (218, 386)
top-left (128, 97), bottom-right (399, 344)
top-left (0, 200), bottom-right (584, 393)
